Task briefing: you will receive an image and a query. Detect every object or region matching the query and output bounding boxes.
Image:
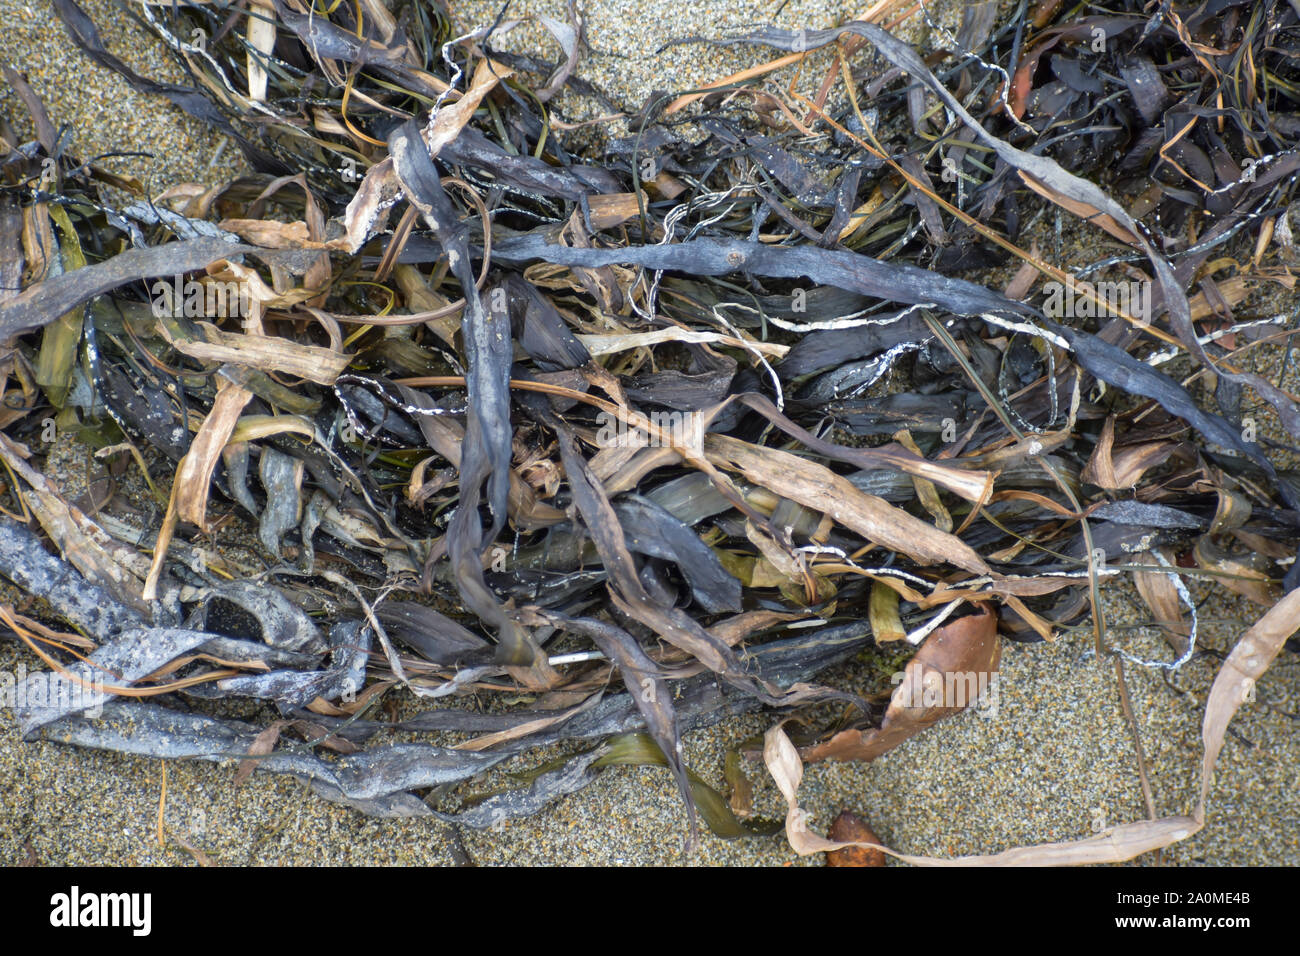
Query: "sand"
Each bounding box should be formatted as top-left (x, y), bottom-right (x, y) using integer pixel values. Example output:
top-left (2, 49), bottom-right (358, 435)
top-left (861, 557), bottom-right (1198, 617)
top-left (1, 0), bottom-right (1296, 866)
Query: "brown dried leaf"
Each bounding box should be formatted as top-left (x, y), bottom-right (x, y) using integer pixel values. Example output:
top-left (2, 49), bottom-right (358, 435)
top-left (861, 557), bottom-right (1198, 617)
top-left (162, 322), bottom-right (350, 386)
top-left (1193, 536), bottom-right (1278, 605)
top-left (1081, 416), bottom-right (1176, 490)
top-left (869, 579), bottom-right (907, 643)
top-left (234, 720), bottom-right (287, 786)
top-left (174, 376), bottom-right (254, 530)
top-left (705, 435), bottom-right (990, 574)
top-left (1131, 549), bottom-right (1189, 650)
top-left (218, 218), bottom-right (324, 249)
top-left (587, 191), bottom-right (648, 230)
top-left (451, 695), bottom-right (601, 752)
top-left (1018, 171), bottom-right (1141, 245)
top-left (246, 8), bottom-right (276, 102)
top-left (802, 602), bottom-right (999, 762)
top-left (425, 59), bottom-right (515, 156)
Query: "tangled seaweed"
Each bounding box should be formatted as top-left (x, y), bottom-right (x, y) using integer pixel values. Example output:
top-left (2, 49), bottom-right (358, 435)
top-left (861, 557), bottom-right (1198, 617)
top-left (1, 0), bottom-right (1298, 858)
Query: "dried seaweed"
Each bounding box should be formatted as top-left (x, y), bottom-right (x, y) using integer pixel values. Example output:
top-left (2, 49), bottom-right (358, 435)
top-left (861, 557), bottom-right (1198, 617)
top-left (2, 0), bottom-right (1298, 861)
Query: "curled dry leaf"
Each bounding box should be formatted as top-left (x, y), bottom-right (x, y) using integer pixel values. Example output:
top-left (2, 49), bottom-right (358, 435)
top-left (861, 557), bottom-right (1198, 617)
top-left (802, 602), bottom-right (1000, 763)
top-left (1081, 417), bottom-right (1177, 490)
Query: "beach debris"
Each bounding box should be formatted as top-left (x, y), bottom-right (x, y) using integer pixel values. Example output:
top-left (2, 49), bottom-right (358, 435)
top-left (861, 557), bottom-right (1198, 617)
top-left (825, 811), bottom-right (885, 867)
top-left (0, 0), bottom-right (1297, 860)
top-left (801, 603), bottom-right (1000, 763)
top-left (768, 586), bottom-right (1300, 864)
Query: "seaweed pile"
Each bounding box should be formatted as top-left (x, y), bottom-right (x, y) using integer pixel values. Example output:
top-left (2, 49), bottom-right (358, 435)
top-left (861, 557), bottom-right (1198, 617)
top-left (1, 0), bottom-right (1298, 860)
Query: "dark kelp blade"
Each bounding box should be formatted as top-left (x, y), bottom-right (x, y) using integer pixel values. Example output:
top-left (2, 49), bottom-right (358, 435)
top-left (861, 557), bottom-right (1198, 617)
top-left (388, 119), bottom-right (539, 667)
